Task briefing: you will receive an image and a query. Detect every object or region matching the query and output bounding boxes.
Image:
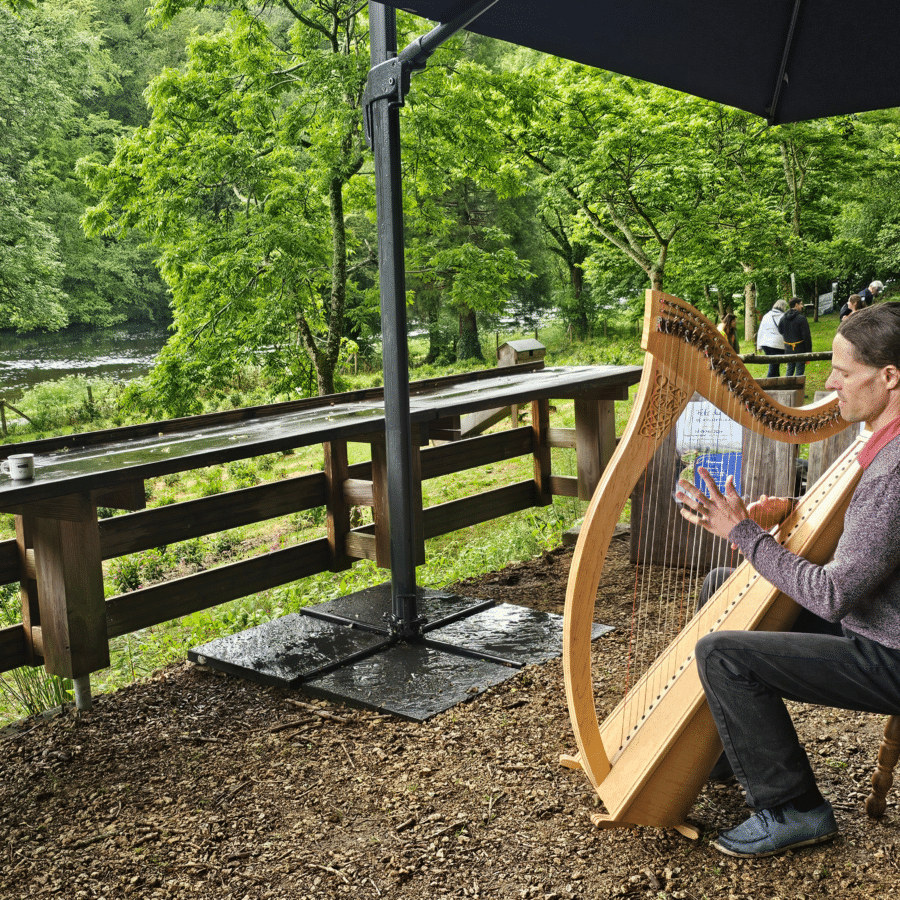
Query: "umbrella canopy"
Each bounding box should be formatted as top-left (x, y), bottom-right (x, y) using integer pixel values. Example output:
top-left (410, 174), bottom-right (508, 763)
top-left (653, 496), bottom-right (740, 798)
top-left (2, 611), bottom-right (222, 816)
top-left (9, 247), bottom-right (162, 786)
top-left (387, 0), bottom-right (898, 124)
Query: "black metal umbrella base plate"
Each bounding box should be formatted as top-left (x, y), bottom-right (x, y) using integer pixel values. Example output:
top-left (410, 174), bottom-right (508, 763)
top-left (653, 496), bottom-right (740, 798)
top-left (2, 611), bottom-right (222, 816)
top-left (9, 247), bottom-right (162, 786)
top-left (189, 586), bottom-right (613, 721)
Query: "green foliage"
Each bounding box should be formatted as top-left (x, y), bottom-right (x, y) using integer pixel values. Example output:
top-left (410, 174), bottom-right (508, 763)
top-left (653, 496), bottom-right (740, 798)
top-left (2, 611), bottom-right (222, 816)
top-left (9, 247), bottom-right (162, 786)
top-left (0, 668), bottom-right (73, 720)
top-left (84, 3), bottom-right (374, 409)
top-left (8, 375), bottom-right (123, 433)
top-left (0, 2), bottom-right (170, 332)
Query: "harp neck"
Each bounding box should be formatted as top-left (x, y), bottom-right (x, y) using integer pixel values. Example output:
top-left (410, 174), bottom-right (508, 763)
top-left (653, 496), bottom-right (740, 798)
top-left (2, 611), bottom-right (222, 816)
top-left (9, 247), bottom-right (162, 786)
top-left (642, 290), bottom-right (845, 444)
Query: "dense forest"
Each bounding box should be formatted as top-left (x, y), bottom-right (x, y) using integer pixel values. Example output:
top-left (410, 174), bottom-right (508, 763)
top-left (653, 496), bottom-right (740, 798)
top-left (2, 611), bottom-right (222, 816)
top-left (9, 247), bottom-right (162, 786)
top-left (4, 0), bottom-right (900, 413)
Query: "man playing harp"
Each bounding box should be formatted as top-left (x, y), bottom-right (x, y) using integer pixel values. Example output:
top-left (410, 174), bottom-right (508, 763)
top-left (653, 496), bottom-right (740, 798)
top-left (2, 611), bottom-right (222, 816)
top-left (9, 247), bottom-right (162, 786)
top-left (677, 303), bottom-right (900, 858)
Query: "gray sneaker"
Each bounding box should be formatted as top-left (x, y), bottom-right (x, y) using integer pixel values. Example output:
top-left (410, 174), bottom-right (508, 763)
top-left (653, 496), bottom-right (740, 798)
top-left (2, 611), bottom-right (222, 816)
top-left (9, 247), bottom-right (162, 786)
top-left (713, 800), bottom-right (838, 858)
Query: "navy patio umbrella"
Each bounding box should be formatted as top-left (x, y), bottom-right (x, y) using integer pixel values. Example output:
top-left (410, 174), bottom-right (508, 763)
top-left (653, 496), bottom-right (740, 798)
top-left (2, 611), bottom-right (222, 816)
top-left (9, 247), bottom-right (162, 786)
top-left (385, 0), bottom-right (900, 125)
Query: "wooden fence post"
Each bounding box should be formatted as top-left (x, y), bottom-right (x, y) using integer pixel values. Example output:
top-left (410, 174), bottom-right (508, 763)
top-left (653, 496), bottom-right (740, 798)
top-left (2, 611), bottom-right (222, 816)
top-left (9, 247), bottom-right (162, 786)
top-left (371, 437), bottom-right (425, 568)
top-left (531, 398), bottom-right (552, 506)
top-left (573, 396), bottom-right (617, 501)
top-left (30, 493), bottom-right (109, 685)
top-left (324, 440), bottom-right (352, 572)
top-left (15, 514), bottom-right (41, 665)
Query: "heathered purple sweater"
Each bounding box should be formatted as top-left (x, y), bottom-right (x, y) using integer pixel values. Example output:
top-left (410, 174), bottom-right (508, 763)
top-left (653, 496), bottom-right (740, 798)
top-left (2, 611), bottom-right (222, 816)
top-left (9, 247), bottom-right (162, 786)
top-left (729, 433), bottom-right (900, 650)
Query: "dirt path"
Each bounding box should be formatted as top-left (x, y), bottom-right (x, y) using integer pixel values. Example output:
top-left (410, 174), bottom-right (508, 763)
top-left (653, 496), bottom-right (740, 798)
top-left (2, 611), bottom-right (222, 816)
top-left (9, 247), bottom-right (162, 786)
top-left (2, 542), bottom-right (899, 899)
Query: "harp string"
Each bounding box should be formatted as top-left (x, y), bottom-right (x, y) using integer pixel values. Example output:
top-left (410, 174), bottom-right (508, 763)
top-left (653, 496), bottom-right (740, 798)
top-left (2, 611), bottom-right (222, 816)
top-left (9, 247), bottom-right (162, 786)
top-left (618, 298), bottom-right (812, 740)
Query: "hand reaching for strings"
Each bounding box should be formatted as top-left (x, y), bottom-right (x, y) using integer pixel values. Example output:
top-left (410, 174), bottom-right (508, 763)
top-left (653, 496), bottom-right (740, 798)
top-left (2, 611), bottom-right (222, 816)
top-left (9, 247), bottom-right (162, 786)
top-left (676, 467), bottom-right (794, 543)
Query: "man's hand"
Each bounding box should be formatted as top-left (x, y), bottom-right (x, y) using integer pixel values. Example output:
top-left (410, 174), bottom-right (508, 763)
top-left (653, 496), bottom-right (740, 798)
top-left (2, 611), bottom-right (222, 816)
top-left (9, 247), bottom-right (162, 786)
top-left (676, 468), bottom-right (750, 541)
top-left (746, 495), bottom-right (794, 531)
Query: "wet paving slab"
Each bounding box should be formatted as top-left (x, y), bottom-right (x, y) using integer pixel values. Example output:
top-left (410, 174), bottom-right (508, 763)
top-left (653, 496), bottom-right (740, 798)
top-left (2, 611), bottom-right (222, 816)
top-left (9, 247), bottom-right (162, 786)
top-left (188, 614), bottom-right (389, 687)
top-left (430, 603), bottom-right (614, 667)
top-left (189, 584), bottom-right (614, 720)
top-left (304, 584), bottom-right (494, 632)
top-left (302, 642), bottom-right (519, 722)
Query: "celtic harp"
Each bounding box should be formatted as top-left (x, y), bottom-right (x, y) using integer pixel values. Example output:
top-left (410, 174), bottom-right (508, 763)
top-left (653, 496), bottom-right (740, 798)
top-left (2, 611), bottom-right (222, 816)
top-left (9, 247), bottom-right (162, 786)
top-left (561, 289), bottom-right (862, 838)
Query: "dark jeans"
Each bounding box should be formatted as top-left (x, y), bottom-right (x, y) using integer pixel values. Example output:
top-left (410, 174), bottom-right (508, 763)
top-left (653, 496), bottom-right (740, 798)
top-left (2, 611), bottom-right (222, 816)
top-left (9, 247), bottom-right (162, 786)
top-left (695, 569), bottom-right (900, 809)
top-left (760, 346), bottom-right (784, 378)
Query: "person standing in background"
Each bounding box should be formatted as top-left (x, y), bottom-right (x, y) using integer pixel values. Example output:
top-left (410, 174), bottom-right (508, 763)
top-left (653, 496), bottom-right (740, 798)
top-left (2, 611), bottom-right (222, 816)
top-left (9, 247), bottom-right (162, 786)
top-left (778, 297), bottom-right (812, 377)
top-left (717, 313), bottom-right (740, 354)
top-left (840, 294), bottom-right (863, 321)
top-left (756, 300), bottom-right (787, 377)
top-left (859, 280), bottom-right (885, 306)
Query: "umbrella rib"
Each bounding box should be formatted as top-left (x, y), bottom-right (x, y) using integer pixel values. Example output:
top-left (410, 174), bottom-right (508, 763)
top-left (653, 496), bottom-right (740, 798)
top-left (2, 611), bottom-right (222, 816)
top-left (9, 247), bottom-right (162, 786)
top-left (766, 0), bottom-right (803, 124)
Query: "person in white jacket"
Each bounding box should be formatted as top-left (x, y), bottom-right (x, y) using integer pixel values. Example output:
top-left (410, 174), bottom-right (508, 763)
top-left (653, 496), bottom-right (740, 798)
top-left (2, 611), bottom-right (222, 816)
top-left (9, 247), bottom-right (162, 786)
top-left (756, 300), bottom-right (787, 377)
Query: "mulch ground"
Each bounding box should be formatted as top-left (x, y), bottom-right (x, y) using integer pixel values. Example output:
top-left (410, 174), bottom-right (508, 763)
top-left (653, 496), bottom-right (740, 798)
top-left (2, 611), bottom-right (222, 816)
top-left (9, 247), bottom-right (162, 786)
top-left (2, 539), bottom-right (899, 899)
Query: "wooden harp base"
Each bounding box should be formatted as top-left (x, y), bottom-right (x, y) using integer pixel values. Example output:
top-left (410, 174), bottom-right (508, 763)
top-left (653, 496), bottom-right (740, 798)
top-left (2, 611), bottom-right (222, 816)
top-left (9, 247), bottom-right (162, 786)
top-left (561, 752), bottom-right (701, 840)
top-left (589, 813), bottom-right (700, 840)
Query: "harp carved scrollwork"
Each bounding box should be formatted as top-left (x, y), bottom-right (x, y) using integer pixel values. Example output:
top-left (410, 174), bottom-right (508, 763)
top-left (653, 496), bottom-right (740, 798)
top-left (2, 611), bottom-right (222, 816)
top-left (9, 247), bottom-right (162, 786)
top-left (638, 376), bottom-right (688, 439)
top-left (562, 290), bottom-right (861, 836)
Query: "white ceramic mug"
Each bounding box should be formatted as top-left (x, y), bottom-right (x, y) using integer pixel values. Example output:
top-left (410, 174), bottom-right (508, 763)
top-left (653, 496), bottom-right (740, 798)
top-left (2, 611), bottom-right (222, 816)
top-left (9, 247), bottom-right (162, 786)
top-left (1, 453), bottom-right (35, 480)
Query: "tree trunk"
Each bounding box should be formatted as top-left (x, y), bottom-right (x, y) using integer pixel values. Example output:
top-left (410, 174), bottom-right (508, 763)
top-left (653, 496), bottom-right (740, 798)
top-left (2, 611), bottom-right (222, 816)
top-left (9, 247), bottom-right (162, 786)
top-left (424, 310), bottom-right (446, 365)
top-left (457, 305), bottom-right (483, 362)
top-left (570, 264), bottom-right (591, 339)
top-left (320, 175), bottom-right (347, 395)
top-left (743, 282), bottom-right (757, 344)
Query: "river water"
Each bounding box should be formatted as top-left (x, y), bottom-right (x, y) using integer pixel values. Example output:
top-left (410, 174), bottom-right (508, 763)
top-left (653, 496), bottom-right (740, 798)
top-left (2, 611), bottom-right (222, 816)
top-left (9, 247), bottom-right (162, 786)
top-left (0, 324), bottom-right (169, 402)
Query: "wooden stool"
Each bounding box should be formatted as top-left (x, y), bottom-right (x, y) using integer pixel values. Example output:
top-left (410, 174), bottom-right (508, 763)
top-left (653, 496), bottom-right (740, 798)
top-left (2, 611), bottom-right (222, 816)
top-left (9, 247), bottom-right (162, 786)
top-left (866, 715), bottom-right (900, 818)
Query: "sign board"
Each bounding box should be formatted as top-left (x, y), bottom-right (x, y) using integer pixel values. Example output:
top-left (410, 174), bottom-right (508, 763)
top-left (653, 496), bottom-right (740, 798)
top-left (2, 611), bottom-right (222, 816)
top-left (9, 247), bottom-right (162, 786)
top-left (693, 452), bottom-right (742, 497)
top-left (675, 399), bottom-right (742, 455)
top-left (676, 398), bottom-right (743, 498)
top-left (818, 291), bottom-right (835, 315)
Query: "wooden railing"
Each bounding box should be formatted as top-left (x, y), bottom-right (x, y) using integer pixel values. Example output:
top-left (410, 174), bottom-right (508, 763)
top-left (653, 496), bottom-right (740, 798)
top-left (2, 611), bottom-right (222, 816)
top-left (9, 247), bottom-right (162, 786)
top-left (0, 362), bottom-right (641, 682)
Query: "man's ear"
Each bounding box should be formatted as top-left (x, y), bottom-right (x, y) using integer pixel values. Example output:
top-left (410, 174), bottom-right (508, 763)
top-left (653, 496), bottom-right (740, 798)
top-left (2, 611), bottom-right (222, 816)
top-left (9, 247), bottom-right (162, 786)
top-left (883, 365), bottom-right (900, 390)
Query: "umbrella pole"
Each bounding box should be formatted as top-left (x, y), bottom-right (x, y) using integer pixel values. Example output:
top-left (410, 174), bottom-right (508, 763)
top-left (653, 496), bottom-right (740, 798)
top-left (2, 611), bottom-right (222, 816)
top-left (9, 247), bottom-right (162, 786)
top-left (366, 0), bottom-right (500, 637)
top-left (369, 2), bottom-right (420, 637)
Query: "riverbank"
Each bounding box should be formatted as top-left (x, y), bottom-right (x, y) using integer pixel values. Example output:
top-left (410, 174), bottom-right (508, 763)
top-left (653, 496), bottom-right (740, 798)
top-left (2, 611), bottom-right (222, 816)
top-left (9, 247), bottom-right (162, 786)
top-left (0, 323), bottom-right (169, 403)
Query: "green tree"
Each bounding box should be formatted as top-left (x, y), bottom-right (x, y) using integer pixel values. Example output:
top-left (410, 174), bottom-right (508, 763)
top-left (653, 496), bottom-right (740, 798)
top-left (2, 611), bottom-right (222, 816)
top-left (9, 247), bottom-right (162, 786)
top-left (401, 40), bottom-right (535, 362)
top-left (85, 3), bottom-right (373, 410)
top-left (0, 1), bottom-right (171, 332)
top-left (0, 2), bottom-right (105, 330)
top-left (833, 109), bottom-right (900, 290)
top-left (498, 64), bottom-right (715, 294)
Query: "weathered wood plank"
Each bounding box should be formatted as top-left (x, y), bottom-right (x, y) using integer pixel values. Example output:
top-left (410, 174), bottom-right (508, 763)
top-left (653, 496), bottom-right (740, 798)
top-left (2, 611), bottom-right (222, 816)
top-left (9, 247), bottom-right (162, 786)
top-left (105, 538), bottom-right (331, 638)
top-left (423, 481), bottom-right (537, 538)
top-left (92, 480), bottom-right (146, 511)
top-left (98, 473), bottom-right (329, 560)
top-left (742, 388), bottom-right (803, 500)
top-left (324, 441), bottom-right (352, 571)
top-left (370, 440), bottom-right (392, 569)
top-left (419, 428), bottom-right (533, 480)
top-left (550, 475), bottom-right (579, 497)
top-left (807, 390), bottom-right (859, 488)
top-left (548, 427), bottom-right (577, 449)
top-left (0, 399), bottom-right (616, 588)
top-left (343, 479), bottom-right (374, 506)
top-left (344, 529), bottom-right (377, 561)
top-left (16, 515), bottom-right (40, 664)
top-left (31, 493), bottom-right (108, 679)
top-left (574, 397), bottom-right (616, 500)
top-left (0, 361), bottom-right (546, 459)
top-left (0, 494), bottom-right (97, 521)
top-left (0, 623), bottom-right (30, 673)
top-left (0, 539), bottom-right (16, 587)
top-left (532, 399), bottom-right (552, 507)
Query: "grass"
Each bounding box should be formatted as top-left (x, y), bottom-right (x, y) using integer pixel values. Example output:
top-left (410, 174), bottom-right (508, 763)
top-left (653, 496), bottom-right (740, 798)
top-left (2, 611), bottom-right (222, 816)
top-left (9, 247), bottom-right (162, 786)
top-left (0, 307), bottom-right (846, 724)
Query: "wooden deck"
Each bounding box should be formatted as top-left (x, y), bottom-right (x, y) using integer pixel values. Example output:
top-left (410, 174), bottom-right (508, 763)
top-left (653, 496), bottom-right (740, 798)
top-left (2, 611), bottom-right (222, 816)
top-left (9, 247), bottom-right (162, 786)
top-left (0, 362), bottom-right (641, 685)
